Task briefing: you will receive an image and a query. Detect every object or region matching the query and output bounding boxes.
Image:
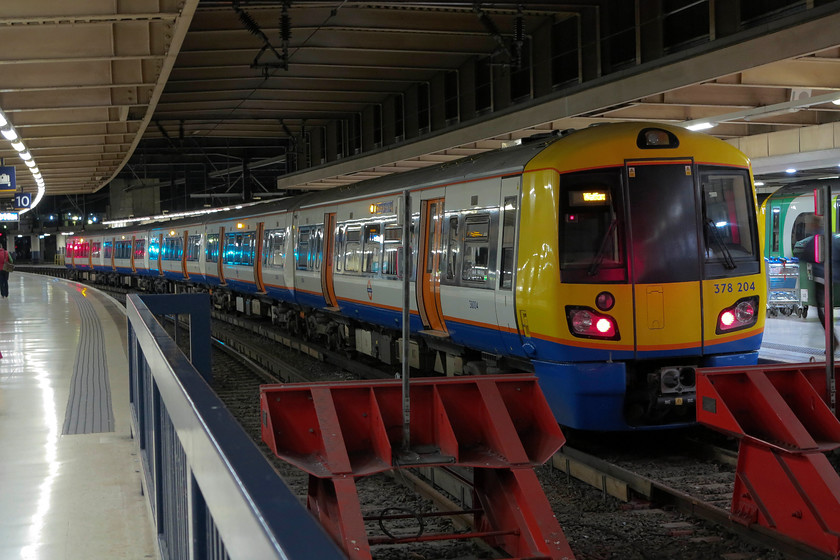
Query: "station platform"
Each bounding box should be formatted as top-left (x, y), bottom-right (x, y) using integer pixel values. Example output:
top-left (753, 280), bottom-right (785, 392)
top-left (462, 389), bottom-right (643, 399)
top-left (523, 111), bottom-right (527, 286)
top-left (0, 273), bottom-right (157, 560)
top-left (760, 310), bottom-right (840, 362)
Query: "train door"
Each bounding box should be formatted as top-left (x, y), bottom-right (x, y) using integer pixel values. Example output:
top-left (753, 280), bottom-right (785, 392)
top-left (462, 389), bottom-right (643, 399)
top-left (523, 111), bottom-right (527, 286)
top-left (625, 160), bottom-right (702, 356)
top-left (130, 236), bottom-right (136, 273)
top-left (181, 231), bottom-right (189, 279)
top-left (254, 222), bottom-right (266, 293)
top-left (417, 196), bottom-right (447, 333)
top-left (217, 226), bottom-right (226, 285)
top-left (495, 177), bottom-right (522, 350)
top-left (321, 212), bottom-right (338, 309)
top-left (110, 237), bottom-right (116, 271)
top-left (156, 233), bottom-right (164, 276)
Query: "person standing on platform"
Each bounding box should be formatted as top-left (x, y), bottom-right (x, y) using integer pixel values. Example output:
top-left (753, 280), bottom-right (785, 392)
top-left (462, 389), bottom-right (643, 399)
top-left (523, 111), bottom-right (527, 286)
top-left (0, 244), bottom-right (12, 298)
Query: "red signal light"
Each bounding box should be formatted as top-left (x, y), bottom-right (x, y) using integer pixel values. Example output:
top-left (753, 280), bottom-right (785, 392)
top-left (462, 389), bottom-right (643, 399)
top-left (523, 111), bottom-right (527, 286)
top-left (596, 318), bottom-right (612, 333)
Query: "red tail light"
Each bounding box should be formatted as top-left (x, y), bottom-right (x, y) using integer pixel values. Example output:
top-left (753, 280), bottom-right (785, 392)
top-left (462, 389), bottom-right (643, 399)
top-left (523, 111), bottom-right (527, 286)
top-left (716, 296), bottom-right (759, 334)
top-left (566, 306), bottom-right (620, 340)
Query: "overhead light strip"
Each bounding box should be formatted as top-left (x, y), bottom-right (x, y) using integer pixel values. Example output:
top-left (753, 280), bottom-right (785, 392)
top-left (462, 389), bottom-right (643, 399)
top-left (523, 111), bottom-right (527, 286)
top-left (0, 108), bottom-right (44, 215)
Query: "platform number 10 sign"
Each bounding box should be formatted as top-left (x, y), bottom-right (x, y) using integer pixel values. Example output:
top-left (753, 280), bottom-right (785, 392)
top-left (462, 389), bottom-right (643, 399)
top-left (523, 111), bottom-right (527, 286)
top-left (14, 193), bottom-right (31, 209)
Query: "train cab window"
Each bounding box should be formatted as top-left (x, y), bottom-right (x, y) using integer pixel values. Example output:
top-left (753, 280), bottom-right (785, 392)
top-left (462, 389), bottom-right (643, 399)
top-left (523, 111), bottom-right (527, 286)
top-left (134, 239), bottom-right (146, 260)
top-left (343, 227), bottom-right (362, 273)
top-left (559, 170), bottom-right (626, 283)
top-left (790, 212), bottom-right (816, 252)
top-left (264, 229), bottom-right (286, 269)
top-left (362, 223), bottom-right (382, 274)
top-left (91, 242), bottom-right (101, 259)
top-left (462, 214), bottom-right (491, 285)
top-left (206, 234), bottom-right (219, 263)
top-left (382, 225), bottom-right (402, 277)
top-left (186, 235), bottom-right (201, 262)
top-left (103, 241), bottom-right (113, 259)
top-left (700, 167), bottom-right (759, 277)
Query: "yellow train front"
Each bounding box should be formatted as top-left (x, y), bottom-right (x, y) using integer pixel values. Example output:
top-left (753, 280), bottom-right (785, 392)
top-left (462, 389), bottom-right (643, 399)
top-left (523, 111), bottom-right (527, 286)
top-left (517, 123), bottom-right (765, 430)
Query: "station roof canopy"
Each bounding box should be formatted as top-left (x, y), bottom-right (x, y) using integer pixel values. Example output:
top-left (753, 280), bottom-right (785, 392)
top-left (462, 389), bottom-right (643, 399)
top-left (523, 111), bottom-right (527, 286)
top-left (1, 1), bottom-right (840, 203)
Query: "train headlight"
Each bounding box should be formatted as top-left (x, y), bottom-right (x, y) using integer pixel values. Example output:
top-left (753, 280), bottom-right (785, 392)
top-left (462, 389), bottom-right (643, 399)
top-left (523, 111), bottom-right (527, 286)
top-left (716, 296), bottom-right (759, 334)
top-left (566, 306), bottom-right (620, 340)
top-left (571, 310), bottom-right (592, 333)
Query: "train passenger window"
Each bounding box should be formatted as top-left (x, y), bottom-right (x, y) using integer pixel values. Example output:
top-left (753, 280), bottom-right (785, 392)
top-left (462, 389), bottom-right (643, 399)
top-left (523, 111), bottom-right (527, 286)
top-left (462, 214), bottom-right (491, 284)
top-left (446, 216), bottom-right (459, 280)
top-left (206, 234), bottom-right (219, 263)
top-left (78, 243), bottom-right (90, 258)
top-left (264, 229), bottom-right (286, 269)
top-left (771, 207), bottom-right (781, 253)
top-left (223, 233), bottom-right (238, 265)
top-left (134, 239), bottom-right (146, 260)
top-left (500, 195), bottom-right (517, 290)
top-left (91, 242), bottom-right (101, 259)
top-left (700, 167), bottom-right (758, 276)
top-left (382, 225), bottom-right (402, 277)
top-left (148, 238), bottom-right (159, 260)
top-left (297, 227), bottom-right (311, 270)
top-left (242, 232), bottom-right (255, 266)
top-left (558, 170), bottom-right (625, 283)
top-left (103, 241), bottom-right (112, 259)
top-left (362, 223), bottom-right (382, 274)
top-left (186, 235), bottom-right (201, 262)
top-left (311, 227), bottom-right (323, 271)
top-left (344, 227), bottom-right (362, 273)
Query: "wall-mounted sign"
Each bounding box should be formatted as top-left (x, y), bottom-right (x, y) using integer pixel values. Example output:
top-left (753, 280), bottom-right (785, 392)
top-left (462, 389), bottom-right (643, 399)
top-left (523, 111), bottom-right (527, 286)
top-left (0, 167), bottom-right (15, 192)
top-left (13, 192), bottom-right (31, 209)
top-left (0, 211), bottom-right (19, 222)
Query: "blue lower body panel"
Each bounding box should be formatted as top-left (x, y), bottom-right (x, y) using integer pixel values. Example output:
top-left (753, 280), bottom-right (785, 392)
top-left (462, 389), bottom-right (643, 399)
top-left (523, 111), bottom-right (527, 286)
top-left (533, 360), bottom-right (630, 431)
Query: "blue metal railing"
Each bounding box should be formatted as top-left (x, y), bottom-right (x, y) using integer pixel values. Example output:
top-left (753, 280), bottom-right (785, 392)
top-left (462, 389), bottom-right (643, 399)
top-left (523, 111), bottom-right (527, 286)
top-left (126, 293), bottom-right (346, 560)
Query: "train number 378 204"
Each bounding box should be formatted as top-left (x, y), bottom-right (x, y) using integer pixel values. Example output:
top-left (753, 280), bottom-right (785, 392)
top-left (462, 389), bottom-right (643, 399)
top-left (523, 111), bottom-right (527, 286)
top-left (713, 281), bottom-right (755, 294)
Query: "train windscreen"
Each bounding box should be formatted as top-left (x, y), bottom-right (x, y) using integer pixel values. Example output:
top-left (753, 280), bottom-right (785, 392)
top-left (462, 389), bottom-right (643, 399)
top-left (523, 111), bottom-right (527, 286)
top-left (558, 168), bottom-right (627, 283)
top-left (699, 166), bottom-right (759, 278)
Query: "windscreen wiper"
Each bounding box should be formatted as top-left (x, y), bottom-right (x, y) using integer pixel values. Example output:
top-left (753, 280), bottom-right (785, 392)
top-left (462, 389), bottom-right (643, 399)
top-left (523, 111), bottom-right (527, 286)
top-left (588, 219), bottom-right (617, 276)
top-left (705, 218), bottom-right (737, 270)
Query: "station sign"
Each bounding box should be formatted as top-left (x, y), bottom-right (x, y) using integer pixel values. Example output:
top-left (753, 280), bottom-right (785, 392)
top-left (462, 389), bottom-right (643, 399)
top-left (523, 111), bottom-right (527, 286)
top-left (0, 211), bottom-right (19, 222)
top-left (13, 192), bottom-right (31, 209)
top-left (0, 166), bottom-right (15, 193)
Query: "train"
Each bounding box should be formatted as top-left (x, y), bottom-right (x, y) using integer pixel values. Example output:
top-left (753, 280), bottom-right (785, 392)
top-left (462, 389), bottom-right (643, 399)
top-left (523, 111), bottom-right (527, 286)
top-left (65, 122), bottom-right (765, 431)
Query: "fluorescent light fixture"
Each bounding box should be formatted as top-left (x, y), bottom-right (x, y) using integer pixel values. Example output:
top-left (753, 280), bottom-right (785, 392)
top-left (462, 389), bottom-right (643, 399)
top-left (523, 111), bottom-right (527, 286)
top-left (1, 127), bottom-right (18, 141)
top-left (833, 98), bottom-right (840, 106)
top-left (19, 150), bottom-right (32, 161)
top-left (25, 160), bottom-right (35, 168)
top-left (0, 112), bottom-right (7, 127)
top-left (786, 168), bottom-right (797, 174)
top-left (685, 121), bottom-right (715, 131)
top-left (754, 181), bottom-right (765, 186)
top-left (10, 140), bottom-right (24, 152)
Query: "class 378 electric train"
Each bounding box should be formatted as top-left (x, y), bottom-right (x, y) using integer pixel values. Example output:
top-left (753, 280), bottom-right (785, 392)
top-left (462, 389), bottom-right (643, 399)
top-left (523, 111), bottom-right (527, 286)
top-left (66, 122), bottom-right (765, 431)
